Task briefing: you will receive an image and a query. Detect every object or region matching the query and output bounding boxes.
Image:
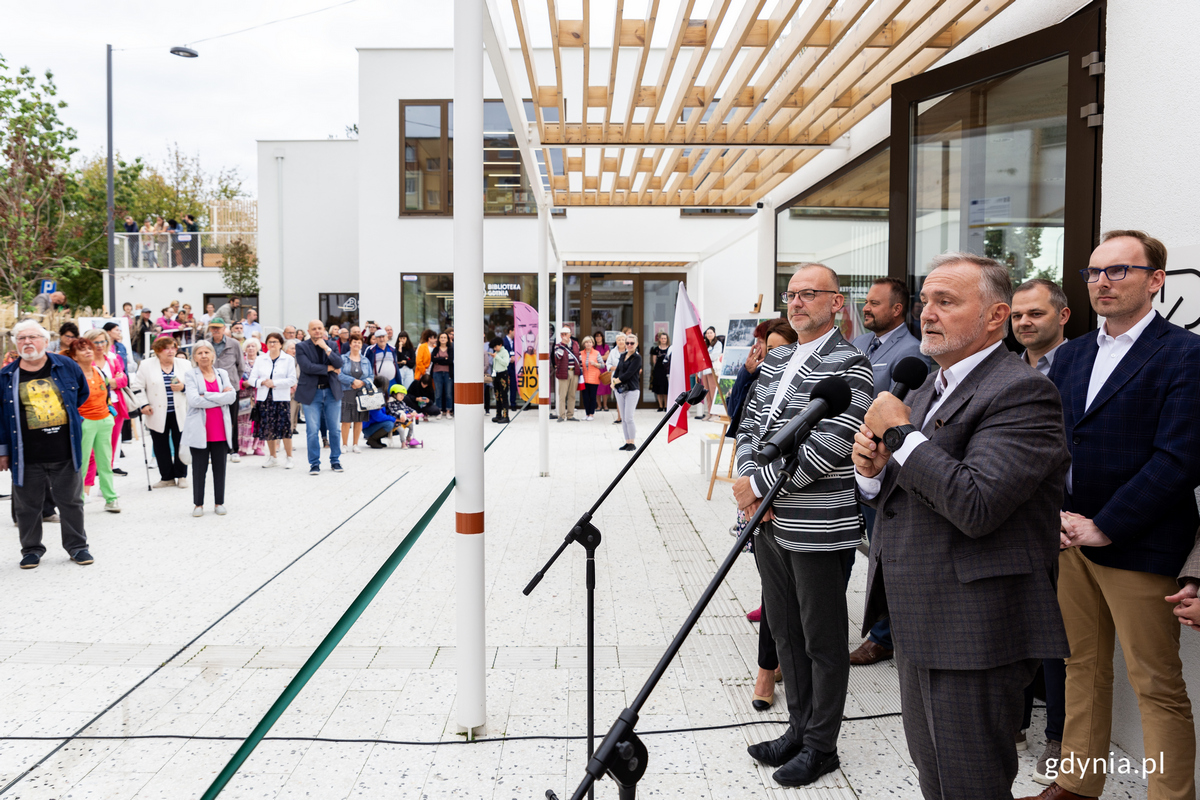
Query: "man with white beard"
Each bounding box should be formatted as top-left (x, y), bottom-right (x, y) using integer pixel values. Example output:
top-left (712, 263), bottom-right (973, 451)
top-left (0, 320), bottom-right (93, 569)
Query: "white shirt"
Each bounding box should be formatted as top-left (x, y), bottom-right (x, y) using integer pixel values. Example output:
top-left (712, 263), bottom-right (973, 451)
top-left (752, 327), bottom-right (838, 499)
top-left (856, 340), bottom-right (1005, 499)
top-left (1063, 309), bottom-right (1157, 494)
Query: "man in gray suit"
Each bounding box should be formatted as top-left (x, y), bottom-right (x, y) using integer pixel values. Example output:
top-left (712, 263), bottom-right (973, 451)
top-left (735, 263), bottom-right (874, 787)
top-left (852, 253), bottom-right (1070, 800)
top-left (850, 277), bottom-right (930, 666)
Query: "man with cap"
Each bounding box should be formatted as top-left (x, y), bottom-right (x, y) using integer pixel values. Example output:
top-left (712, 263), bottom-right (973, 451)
top-left (552, 326), bottom-right (581, 422)
top-left (205, 317), bottom-right (246, 462)
top-left (365, 328), bottom-right (398, 389)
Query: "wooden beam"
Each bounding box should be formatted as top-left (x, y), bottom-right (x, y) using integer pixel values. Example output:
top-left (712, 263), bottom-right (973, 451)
top-left (557, 20), bottom-right (585, 46)
top-left (619, 0), bottom-right (660, 141)
top-left (660, 0), bottom-right (731, 145)
top-left (537, 86), bottom-right (559, 107)
top-left (545, 0), bottom-right (568, 142)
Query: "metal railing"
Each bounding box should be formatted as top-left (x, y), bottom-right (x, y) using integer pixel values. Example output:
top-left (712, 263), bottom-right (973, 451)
top-left (114, 231), bottom-right (256, 269)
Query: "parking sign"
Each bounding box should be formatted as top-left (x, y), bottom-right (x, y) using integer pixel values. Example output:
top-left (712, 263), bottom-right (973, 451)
top-left (39, 280), bottom-right (56, 294)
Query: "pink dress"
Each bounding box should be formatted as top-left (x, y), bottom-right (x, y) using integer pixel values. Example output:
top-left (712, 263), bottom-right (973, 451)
top-left (205, 378), bottom-right (227, 442)
top-left (595, 343), bottom-right (612, 397)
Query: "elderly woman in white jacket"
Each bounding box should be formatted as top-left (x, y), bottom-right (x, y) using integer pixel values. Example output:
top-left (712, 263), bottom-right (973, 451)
top-left (247, 332), bottom-right (298, 468)
top-left (130, 335), bottom-right (193, 488)
top-left (182, 340), bottom-right (236, 517)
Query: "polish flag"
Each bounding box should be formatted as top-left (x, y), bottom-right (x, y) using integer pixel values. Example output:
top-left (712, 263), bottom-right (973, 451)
top-left (667, 283), bottom-right (713, 442)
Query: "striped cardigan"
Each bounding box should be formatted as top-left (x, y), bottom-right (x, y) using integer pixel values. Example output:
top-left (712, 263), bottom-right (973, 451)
top-left (735, 329), bottom-right (873, 552)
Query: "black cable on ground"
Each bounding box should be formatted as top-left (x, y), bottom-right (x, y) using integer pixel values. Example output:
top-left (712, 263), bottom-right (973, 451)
top-left (0, 468), bottom-right (412, 795)
top-left (0, 712), bottom-right (905, 749)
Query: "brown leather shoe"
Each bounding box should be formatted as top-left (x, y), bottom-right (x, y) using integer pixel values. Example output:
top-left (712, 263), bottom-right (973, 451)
top-left (849, 640), bottom-right (894, 665)
top-left (1015, 783), bottom-right (1096, 799)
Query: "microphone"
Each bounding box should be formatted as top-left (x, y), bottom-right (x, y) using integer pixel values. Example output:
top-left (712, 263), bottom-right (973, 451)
top-left (888, 356), bottom-right (930, 401)
top-left (685, 382), bottom-right (708, 405)
top-left (758, 376), bottom-right (853, 463)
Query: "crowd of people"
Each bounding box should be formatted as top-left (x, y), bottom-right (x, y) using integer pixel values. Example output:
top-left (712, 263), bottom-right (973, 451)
top-left (724, 230), bottom-right (1200, 800)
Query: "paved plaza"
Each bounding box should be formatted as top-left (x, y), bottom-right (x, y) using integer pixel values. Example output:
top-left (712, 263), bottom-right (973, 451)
top-left (0, 410), bottom-right (1148, 799)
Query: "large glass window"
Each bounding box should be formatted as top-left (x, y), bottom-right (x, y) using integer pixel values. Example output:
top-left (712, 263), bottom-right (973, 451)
top-left (400, 274), bottom-right (539, 339)
top-left (776, 146), bottom-right (891, 338)
top-left (484, 101), bottom-right (536, 216)
top-left (319, 293), bottom-right (360, 329)
top-left (401, 102), bottom-right (452, 214)
top-left (911, 56), bottom-right (1068, 285)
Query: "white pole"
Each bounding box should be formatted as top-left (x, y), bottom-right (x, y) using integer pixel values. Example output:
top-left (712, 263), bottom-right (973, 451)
top-left (537, 203), bottom-right (550, 476)
top-left (556, 257), bottom-right (565, 333)
top-left (453, 0), bottom-right (486, 738)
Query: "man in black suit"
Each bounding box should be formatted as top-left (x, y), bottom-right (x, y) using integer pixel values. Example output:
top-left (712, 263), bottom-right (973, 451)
top-left (295, 319), bottom-right (344, 476)
top-left (854, 253), bottom-right (1070, 800)
top-left (1022, 231), bottom-right (1200, 800)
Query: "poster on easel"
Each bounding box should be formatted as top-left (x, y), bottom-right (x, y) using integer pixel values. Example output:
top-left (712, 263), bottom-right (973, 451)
top-left (718, 314), bottom-right (778, 402)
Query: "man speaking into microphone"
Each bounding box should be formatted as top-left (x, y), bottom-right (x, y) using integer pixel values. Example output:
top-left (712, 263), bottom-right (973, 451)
top-left (852, 253), bottom-right (1070, 800)
top-left (733, 263), bottom-right (872, 787)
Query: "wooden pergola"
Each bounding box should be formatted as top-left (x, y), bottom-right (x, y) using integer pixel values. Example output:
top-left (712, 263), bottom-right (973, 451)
top-left (505, 0), bottom-right (1013, 207)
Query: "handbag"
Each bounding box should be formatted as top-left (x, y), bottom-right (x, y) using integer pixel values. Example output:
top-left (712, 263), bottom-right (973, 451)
top-left (356, 383), bottom-right (384, 412)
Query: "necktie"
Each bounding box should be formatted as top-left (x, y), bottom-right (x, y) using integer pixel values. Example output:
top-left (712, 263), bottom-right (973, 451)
top-left (866, 337), bottom-right (882, 357)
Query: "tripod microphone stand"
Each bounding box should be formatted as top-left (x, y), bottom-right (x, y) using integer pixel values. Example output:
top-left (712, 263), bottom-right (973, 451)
top-left (526, 382), bottom-right (708, 800)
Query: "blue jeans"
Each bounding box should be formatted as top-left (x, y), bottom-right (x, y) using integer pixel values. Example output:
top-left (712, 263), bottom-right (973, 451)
top-left (303, 387), bottom-right (342, 468)
top-left (433, 371), bottom-right (453, 412)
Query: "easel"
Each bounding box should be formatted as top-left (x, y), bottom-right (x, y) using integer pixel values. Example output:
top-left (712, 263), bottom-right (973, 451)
top-left (703, 295), bottom-right (767, 500)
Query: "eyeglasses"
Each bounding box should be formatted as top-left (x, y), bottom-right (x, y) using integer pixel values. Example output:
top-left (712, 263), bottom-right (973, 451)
top-left (1078, 265), bottom-right (1157, 283)
top-left (780, 289), bottom-right (840, 304)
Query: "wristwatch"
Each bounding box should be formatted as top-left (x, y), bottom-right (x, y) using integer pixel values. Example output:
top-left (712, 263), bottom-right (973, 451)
top-left (883, 424), bottom-right (917, 452)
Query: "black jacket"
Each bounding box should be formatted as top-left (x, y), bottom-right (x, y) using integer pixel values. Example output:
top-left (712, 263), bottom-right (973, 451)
top-left (614, 351), bottom-right (641, 393)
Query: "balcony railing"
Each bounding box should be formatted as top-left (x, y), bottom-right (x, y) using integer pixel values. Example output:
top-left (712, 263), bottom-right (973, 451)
top-left (114, 231), bottom-right (256, 269)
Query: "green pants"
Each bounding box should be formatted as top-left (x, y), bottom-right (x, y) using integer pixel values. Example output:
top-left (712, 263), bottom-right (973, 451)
top-left (80, 415), bottom-right (118, 503)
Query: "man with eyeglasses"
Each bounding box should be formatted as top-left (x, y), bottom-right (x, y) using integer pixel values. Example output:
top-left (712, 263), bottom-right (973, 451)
top-left (736, 263), bottom-right (873, 787)
top-left (0, 320), bottom-right (93, 569)
top-left (1020, 230), bottom-right (1200, 800)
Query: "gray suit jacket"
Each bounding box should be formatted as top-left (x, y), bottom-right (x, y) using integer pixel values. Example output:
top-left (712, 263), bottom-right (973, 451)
top-left (862, 346), bottom-right (1071, 670)
top-left (735, 329), bottom-right (874, 552)
top-left (851, 325), bottom-right (931, 397)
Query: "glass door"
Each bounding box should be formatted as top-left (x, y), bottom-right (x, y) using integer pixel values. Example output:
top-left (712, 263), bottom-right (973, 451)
top-left (641, 279), bottom-right (680, 404)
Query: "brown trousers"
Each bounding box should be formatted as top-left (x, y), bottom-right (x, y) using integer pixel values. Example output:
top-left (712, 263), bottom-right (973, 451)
top-left (1057, 546), bottom-right (1195, 799)
top-left (556, 371), bottom-right (577, 420)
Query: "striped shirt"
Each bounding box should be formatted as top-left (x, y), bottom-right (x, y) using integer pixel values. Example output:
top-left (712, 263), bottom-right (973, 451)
top-left (163, 369), bottom-right (175, 413)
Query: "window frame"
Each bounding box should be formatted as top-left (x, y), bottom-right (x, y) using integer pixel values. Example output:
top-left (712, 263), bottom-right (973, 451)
top-left (887, 3), bottom-right (1104, 339)
top-left (399, 100), bottom-right (452, 217)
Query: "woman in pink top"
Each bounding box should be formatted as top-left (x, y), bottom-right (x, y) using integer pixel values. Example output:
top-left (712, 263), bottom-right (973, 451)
top-left (182, 341), bottom-right (235, 517)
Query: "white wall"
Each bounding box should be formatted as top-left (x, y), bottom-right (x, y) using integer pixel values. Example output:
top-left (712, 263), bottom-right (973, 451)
top-left (112, 268), bottom-right (225, 318)
top-left (256, 139), bottom-right (359, 328)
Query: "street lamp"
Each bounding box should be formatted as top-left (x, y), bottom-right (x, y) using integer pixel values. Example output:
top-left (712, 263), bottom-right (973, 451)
top-left (106, 44), bottom-right (199, 312)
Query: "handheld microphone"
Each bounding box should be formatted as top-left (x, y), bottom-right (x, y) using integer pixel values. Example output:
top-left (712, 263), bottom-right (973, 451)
top-left (685, 382), bottom-right (708, 405)
top-left (888, 356), bottom-right (930, 401)
top-left (758, 376), bottom-right (853, 463)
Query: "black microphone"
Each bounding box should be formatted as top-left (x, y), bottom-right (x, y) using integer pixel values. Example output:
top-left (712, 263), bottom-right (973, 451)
top-left (685, 382), bottom-right (708, 405)
top-left (758, 376), bottom-right (853, 463)
top-left (888, 356), bottom-right (930, 401)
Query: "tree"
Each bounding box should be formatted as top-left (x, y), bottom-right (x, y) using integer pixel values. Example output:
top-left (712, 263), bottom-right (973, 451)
top-left (0, 54), bottom-right (81, 310)
top-left (221, 238), bottom-right (258, 297)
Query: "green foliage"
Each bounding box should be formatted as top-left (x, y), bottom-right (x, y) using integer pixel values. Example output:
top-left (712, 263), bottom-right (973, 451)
top-left (984, 227), bottom-right (1046, 283)
top-left (0, 53), bottom-right (80, 309)
top-left (221, 238), bottom-right (258, 296)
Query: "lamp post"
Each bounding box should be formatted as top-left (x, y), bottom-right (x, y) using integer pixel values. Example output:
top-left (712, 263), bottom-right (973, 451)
top-left (106, 43), bottom-right (198, 312)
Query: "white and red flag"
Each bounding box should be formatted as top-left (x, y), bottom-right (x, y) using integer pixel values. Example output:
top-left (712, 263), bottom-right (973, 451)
top-left (667, 282), bottom-right (713, 442)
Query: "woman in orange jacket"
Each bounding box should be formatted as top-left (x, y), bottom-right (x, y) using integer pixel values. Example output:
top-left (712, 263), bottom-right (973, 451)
top-left (413, 329), bottom-right (437, 381)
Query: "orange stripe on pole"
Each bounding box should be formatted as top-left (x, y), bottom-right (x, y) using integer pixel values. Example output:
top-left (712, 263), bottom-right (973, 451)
top-left (455, 382), bottom-right (484, 405)
top-left (456, 511), bottom-right (485, 534)
top-left (538, 353), bottom-right (549, 360)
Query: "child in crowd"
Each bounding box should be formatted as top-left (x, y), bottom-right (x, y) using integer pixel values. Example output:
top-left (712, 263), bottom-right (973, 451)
top-left (387, 384), bottom-right (422, 448)
top-left (407, 372), bottom-right (439, 418)
top-left (489, 337), bottom-right (510, 424)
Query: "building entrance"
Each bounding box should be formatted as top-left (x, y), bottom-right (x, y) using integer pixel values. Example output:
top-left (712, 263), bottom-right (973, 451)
top-left (554, 271), bottom-right (687, 406)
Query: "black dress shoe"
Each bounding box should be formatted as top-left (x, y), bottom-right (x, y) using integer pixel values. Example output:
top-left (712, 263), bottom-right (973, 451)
top-left (747, 734), bottom-right (802, 768)
top-left (772, 746), bottom-right (840, 787)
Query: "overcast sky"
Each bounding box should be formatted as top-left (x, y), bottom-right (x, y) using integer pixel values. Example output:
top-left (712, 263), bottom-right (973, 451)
top-left (1, 0), bottom-right (462, 197)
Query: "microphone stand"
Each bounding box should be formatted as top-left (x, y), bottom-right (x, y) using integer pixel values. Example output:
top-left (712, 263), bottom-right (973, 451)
top-left (526, 386), bottom-right (705, 800)
top-left (553, 446), bottom-right (803, 800)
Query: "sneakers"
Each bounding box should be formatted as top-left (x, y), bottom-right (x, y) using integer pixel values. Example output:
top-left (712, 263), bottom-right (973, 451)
top-left (20, 553), bottom-right (40, 569)
top-left (1015, 729), bottom-right (1028, 752)
top-left (42, 514), bottom-right (60, 523)
top-left (351, 444), bottom-right (362, 454)
top-left (1033, 740), bottom-right (1061, 785)
top-left (214, 505), bottom-right (227, 516)
top-left (285, 457), bottom-right (294, 469)
top-left (104, 500), bottom-right (121, 513)
top-left (152, 480), bottom-right (175, 489)
top-left (71, 549), bottom-right (94, 565)
top-left (620, 443), bottom-right (637, 452)
top-left (309, 465), bottom-right (320, 476)
top-left (193, 506), bottom-right (204, 517)
top-left (331, 462), bottom-right (344, 473)
top-left (176, 477), bottom-right (188, 488)
top-left (230, 452), bottom-right (241, 463)
top-left (263, 456), bottom-right (278, 468)
top-left (112, 467), bottom-right (128, 476)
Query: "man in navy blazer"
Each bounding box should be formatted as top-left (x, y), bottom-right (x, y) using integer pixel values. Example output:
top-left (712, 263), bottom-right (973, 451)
top-left (295, 319), bottom-right (344, 475)
top-left (849, 277), bottom-right (930, 666)
top-left (1023, 231), bottom-right (1200, 800)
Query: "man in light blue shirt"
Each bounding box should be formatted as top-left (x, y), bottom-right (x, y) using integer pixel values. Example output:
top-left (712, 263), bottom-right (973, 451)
top-left (849, 277), bottom-right (930, 666)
